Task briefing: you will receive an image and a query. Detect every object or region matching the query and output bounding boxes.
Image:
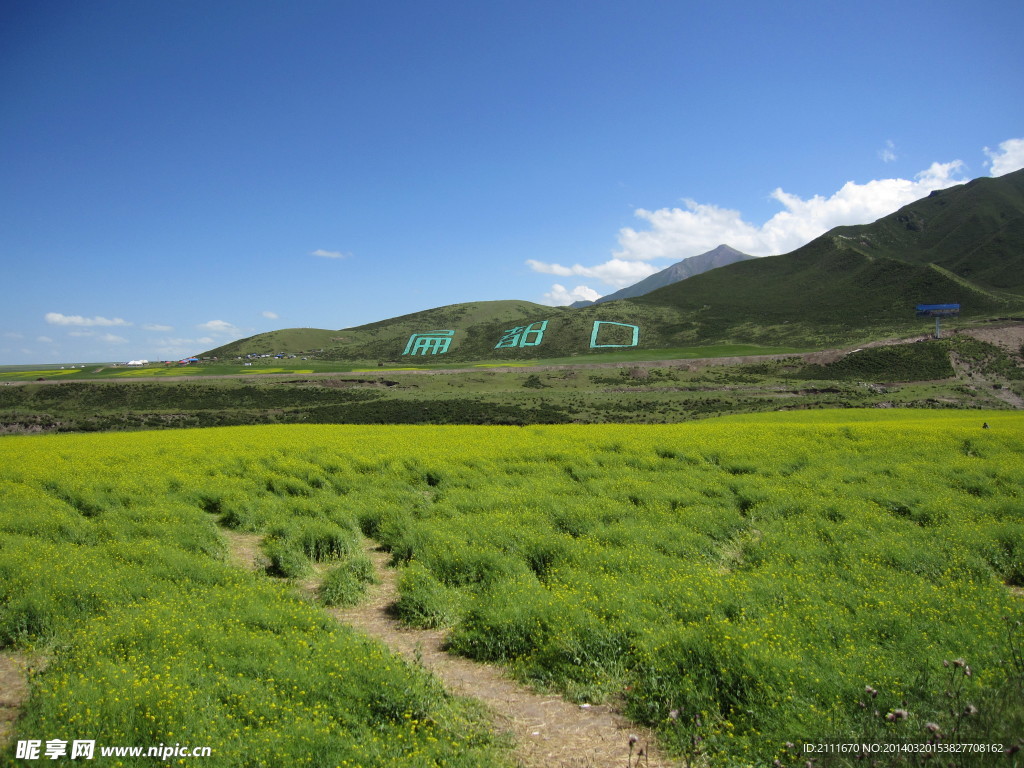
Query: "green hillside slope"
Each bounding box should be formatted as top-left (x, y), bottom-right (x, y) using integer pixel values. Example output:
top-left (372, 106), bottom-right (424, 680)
top-left (206, 301), bottom-right (565, 360)
top-left (632, 238), bottom-right (1012, 343)
top-left (830, 167), bottom-right (1024, 292)
top-left (629, 169), bottom-right (1024, 346)
top-left (205, 327), bottom-right (341, 357)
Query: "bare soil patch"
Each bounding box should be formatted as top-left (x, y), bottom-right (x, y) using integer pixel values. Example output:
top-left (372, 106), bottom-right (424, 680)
top-left (949, 350), bottom-right (1024, 410)
top-left (961, 322), bottom-right (1024, 353)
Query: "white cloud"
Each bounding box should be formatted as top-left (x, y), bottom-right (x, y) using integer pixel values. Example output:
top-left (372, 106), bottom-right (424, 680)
top-left (526, 258), bottom-right (659, 289)
top-left (878, 140), bottom-right (897, 163)
top-left (261, 310), bottom-right (280, 319)
top-left (45, 312), bottom-right (131, 327)
top-left (541, 284), bottom-right (602, 306)
top-left (142, 323), bottom-right (173, 332)
top-left (197, 320), bottom-right (242, 336)
top-left (984, 138), bottom-right (1024, 177)
top-left (3, 332), bottom-right (24, 339)
top-left (36, 336), bottom-right (54, 343)
top-left (311, 249), bottom-right (349, 259)
top-left (99, 333), bottom-right (128, 344)
top-left (611, 160), bottom-right (965, 262)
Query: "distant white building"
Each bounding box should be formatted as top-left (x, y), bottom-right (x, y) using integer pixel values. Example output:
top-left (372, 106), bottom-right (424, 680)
top-left (126, 360), bottom-right (149, 366)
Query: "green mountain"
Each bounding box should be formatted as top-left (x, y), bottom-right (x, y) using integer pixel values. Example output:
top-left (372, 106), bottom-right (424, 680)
top-left (630, 169), bottom-right (1024, 345)
top-left (203, 169), bottom-right (1024, 362)
top-left (830, 169), bottom-right (1024, 292)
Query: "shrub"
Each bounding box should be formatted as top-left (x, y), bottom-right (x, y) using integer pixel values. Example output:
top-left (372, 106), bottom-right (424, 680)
top-left (448, 575), bottom-right (559, 662)
top-left (319, 552), bottom-right (378, 607)
top-left (794, 341), bottom-right (954, 381)
top-left (262, 538), bottom-right (309, 578)
top-left (393, 561), bottom-right (462, 628)
top-left (270, 518), bottom-right (359, 562)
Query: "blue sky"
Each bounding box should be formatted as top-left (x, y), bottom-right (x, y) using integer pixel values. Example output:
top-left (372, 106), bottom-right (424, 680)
top-left (2, 0), bottom-right (1022, 364)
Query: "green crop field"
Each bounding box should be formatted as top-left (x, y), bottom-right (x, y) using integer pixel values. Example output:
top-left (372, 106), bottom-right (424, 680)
top-left (1, 411), bottom-right (1022, 766)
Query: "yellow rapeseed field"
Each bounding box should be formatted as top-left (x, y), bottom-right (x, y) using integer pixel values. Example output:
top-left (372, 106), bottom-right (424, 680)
top-left (1, 410), bottom-right (1021, 766)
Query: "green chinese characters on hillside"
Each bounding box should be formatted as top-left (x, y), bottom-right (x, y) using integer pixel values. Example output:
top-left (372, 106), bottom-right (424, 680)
top-left (589, 321), bottom-right (639, 348)
top-left (402, 330), bottom-right (455, 355)
top-left (403, 320), bottom-right (640, 355)
top-left (495, 321), bottom-right (548, 349)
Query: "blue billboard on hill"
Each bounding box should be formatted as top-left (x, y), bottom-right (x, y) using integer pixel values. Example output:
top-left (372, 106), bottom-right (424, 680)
top-left (916, 304), bottom-right (960, 338)
top-left (915, 303), bottom-right (960, 316)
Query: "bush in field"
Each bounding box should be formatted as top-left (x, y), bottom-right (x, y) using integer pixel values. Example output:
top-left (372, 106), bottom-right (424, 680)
top-left (394, 561), bottom-right (463, 628)
top-left (291, 518), bottom-right (359, 561)
top-left (262, 538), bottom-right (310, 578)
top-left (794, 340), bottom-right (954, 381)
top-left (262, 513), bottom-right (361, 568)
top-left (319, 551), bottom-right (378, 607)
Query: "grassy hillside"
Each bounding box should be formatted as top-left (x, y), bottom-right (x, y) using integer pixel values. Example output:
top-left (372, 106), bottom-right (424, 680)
top-left (206, 327), bottom-right (341, 356)
top-left (633, 240), bottom-right (1013, 342)
top-left (626, 169), bottom-right (1024, 346)
top-left (201, 170), bottom-right (1024, 363)
top-left (206, 301), bottom-right (565, 361)
top-left (831, 167), bottom-right (1024, 292)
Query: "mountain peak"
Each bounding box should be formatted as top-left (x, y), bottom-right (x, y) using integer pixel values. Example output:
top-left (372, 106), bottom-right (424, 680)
top-left (573, 245), bottom-right (754, 307)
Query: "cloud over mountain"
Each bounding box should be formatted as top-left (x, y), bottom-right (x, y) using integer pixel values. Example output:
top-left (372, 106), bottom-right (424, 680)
top-left (526, 258), bottom-right (659, 289)
top-left (985, 138), bottom-right (1024, 177)
top-left (612, 160), bottom-right (967, 261)
top-left (197, 320), bottom-right (242, 336)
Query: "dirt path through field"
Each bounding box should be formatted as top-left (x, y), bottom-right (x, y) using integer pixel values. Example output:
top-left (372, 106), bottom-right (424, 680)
top-left (221, 529), bottom-right (266, 571)
top-left (221, 530), bottom-right (668, 767)
top-left (329, 543), bottom-right (667, 768)
top-left (0, 652), bottom-right (44, 749)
